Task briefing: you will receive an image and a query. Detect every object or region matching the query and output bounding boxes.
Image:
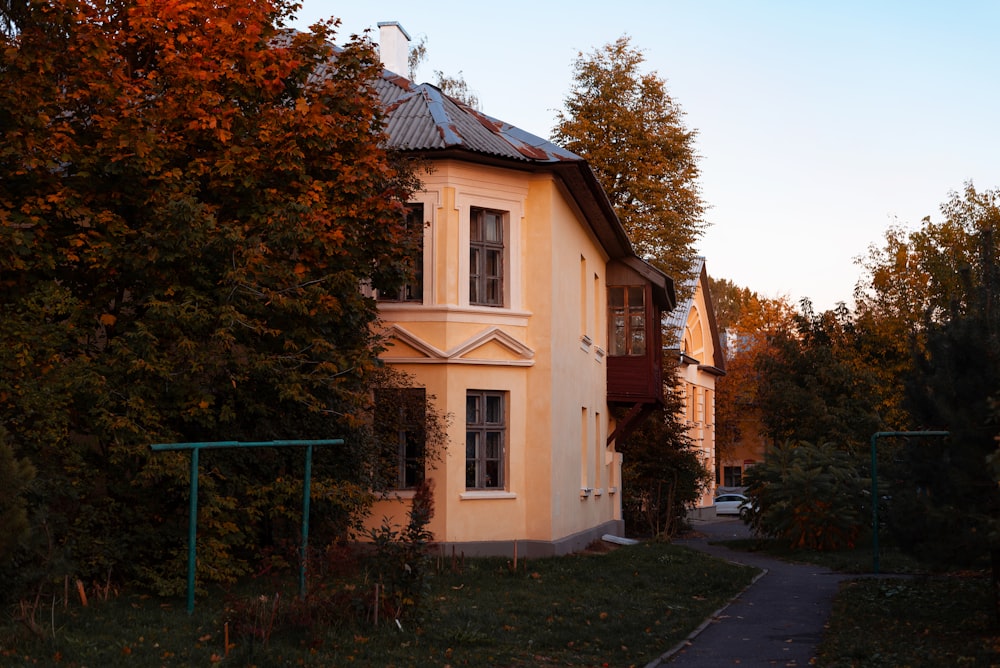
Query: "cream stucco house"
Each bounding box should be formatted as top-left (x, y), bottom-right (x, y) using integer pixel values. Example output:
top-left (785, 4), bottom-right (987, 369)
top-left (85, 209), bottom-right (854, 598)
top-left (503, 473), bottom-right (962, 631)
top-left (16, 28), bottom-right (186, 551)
top-left (364, 23), bottom-right (674, 557)
top-left (664, 257), bottom-right (726, 516)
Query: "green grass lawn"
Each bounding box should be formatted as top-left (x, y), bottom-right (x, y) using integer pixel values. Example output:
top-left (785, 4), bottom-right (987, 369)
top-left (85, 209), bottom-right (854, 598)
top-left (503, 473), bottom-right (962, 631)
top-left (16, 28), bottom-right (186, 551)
top-left (10, 533), bottom-right (991, 667)
top-left (816, 574), bottom-right (1000, 667)
top-left (0, 541), bottom-right (758, 667)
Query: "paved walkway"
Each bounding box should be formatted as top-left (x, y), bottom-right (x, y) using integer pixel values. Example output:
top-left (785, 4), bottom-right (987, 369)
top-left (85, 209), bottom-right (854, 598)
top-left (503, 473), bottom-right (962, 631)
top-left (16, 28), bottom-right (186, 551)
top-left (647, 518), bottom-right (849, 668)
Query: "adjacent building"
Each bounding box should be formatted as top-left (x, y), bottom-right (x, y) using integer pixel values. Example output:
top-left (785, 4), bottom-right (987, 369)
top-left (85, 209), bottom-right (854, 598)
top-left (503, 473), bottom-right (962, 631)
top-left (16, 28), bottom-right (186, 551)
top-left (664, 257), bottom-right (726, 516)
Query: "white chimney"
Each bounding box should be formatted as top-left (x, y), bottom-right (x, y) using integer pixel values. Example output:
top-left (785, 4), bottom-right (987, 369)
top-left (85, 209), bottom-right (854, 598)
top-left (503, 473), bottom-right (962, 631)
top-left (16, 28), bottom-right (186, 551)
top-left (377, 21), bottom-right (411, 76)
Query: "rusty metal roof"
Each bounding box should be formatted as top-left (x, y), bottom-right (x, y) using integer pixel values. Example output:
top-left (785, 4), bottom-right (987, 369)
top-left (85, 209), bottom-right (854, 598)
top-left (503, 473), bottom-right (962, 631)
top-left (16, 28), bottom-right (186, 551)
top-left (367, 68), bottom-right (640, 258)
top-left (373, 74), bottom-right (579, 163)
top-left (289, 31), bottom-right (579, 166)
top-left (309, 39), bottom-right (663, 265)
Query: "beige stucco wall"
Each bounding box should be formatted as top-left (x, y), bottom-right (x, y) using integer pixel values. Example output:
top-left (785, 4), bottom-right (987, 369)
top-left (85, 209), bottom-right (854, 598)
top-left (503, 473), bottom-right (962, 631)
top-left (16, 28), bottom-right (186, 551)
top-left (677, 291), bottom-right (721, 509)
top-left (718, 427), bottom-right (767, 487)
top-left (368, 161), bottom-right (620, 554)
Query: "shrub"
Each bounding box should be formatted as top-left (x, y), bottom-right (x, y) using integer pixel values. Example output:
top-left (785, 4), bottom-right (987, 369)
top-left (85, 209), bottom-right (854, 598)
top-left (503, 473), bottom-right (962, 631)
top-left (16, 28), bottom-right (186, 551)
top-left (362, 479), bottom-right (435, 621)
top-left (0, 429), bottom-right (35, 565)
top-left (744, 440), bottom-right (866, 550)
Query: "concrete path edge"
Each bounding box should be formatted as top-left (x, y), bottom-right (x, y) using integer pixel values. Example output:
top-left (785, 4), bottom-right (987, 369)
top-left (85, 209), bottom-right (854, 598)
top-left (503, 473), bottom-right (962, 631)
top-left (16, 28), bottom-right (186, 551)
top-left (644, 566), bottom-right (770, 668)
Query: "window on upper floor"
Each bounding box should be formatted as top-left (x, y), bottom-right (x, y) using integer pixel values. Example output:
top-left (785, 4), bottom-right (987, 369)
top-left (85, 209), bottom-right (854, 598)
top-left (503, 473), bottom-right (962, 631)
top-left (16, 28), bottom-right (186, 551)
top-left (378, 204), bottom-right (424, 303)
top-left (466, 390), bottom-right (506, 489)
top-left (469, 207), bottom-right (504, 307)
top-left (375, 387), bottom-right (427, 489)
top-left (608, 285), bottom-right (646, 356)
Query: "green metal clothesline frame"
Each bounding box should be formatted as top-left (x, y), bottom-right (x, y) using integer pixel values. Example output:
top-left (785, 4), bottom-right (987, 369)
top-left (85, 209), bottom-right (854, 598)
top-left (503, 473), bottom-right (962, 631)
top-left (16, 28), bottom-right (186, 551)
top-left (149, 439), bottom-right (344, 614)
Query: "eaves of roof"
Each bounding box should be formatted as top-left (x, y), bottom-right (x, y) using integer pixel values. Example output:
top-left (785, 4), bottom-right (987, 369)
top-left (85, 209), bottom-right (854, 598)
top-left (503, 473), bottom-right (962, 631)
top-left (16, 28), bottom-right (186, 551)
top-left (664, 257), bottom-right (726, 373)
top-left (301, 35), bottom-right (651, 272)
top-left (620, 255), bottom-right (675, 312)
top-left (374, 73), bottom-right (636, 261)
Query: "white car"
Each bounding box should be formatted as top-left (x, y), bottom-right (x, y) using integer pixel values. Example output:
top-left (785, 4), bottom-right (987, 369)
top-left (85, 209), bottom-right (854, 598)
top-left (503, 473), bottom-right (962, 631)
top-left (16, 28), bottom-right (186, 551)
top-left (714, 493), bottom-right (751, 516)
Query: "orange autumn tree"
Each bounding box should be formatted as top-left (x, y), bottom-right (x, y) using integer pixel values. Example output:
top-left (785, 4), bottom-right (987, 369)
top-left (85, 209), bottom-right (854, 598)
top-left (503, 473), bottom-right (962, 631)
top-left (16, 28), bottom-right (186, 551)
top-left (0, 0), bottom-right (421, 596)
top-left (710, 281), bottom-right (797, 464)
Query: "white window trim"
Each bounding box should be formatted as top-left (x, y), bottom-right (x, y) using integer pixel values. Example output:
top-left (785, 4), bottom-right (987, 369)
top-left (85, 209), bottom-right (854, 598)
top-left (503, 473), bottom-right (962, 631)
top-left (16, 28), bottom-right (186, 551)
top-left (459, 490), bottom-right (517, 500)
top-left (456, 191), bottom-right (524, 311)
top-left (411, 190), bottom-right (439, 305)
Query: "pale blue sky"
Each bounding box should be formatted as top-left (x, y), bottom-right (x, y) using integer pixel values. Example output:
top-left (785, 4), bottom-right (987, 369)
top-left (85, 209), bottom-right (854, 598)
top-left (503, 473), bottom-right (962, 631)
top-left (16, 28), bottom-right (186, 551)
top-left (292, 1), bottom-right (1000, 311)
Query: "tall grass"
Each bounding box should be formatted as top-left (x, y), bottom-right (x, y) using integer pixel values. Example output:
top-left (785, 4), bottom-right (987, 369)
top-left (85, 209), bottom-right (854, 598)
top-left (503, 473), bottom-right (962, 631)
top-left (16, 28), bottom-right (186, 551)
top-left (1, 541), bottom-right (757, 667)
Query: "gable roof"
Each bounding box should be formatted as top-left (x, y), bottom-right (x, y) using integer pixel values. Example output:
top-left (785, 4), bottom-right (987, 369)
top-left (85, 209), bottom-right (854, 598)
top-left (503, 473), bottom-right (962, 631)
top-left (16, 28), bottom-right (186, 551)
top-left (664, 257), bottom-right (725, 373)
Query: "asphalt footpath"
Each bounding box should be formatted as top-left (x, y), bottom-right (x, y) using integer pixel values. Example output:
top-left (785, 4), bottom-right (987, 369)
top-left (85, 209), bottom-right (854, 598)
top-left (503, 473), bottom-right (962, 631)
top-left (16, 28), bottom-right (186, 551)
top-left (647, 517), bottom-right (849, 668)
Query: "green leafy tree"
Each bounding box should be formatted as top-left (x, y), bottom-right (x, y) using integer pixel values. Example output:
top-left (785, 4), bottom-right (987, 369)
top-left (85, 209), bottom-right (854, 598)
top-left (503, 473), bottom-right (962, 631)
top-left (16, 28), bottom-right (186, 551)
top-left (852, 183), bottom-right (1000, 431)
top-left (0, 428), bottom-right (34, 564)
top-left (404, 33), bottom-right (480, 108)
top-left (707, 276), bottom-right (767, 334)
top-left (754, 301), bottom-right (885, 451)
top-left (885, 184), bottom-right (1000, 567)
top-left (434, 70), bottom-right (480, 109)
top-left (553, 35), bottom-right (706, 289)
top-left (621, 373), bottom-right (709, 539)
top-left (0, 0), bottom-right (422, 595)
top-left (364, 479), bottom-right (436, 621)
top-left (743, 440), bottom-right (866, 551)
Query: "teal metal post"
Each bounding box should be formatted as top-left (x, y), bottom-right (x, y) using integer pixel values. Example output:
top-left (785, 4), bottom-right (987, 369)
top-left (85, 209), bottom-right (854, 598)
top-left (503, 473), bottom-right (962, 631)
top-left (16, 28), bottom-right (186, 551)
top-left (187, 446), bottom-right (200, 615)
top-left (870, 431), bottom-right (949, 574)
top-left (300, 444), bottom-right (313, 599)
top-left (149, 439), bottom-right (343, 613)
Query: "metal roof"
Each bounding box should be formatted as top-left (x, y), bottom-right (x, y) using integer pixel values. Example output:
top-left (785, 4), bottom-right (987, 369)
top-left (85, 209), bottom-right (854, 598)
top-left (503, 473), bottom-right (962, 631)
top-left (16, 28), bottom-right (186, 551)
top-left (664, 256), bottom-right (726, 374)
top-left (309, 38), bottom-right (672, 285)
top-left (664, 256), bottom-right (706, 349)
top-left (367, 68), bottom-right (641, 260)
top-left (373, 75), bottom-right (579, 163)
top-left (294, 33), bottom-right (578, 165)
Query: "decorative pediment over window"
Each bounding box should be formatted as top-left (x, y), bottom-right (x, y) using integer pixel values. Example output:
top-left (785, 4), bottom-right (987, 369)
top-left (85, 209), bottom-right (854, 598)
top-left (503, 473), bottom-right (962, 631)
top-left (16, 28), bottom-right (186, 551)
top-left (383, 325), bottom-right (535, 366)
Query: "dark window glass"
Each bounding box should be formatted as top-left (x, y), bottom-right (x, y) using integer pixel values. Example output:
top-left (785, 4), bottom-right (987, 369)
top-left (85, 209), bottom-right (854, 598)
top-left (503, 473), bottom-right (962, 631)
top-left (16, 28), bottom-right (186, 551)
top-left (375, 388), bottom-right (426, 489)
top-left (466, 390), bottom-right (505, 489)
top-left (608, 285), bottom-right (646, 356)
top-left (379, 204), bottom-right (424, 303)
top-left (470, 208), bottom-right (504, 307)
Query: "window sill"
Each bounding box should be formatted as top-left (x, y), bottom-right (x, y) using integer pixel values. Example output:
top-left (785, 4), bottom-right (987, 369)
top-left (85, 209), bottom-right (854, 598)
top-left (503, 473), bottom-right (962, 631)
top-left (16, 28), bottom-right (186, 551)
top-left (460, 490), bottom-right (517, 500)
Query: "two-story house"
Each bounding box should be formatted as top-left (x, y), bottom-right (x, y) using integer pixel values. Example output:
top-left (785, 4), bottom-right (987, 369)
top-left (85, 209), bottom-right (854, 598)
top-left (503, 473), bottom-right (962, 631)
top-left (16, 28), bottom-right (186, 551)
top-left (365, 23), bottom-right (674, 557)
top-left (664, 257), bottom-right (726, 517)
